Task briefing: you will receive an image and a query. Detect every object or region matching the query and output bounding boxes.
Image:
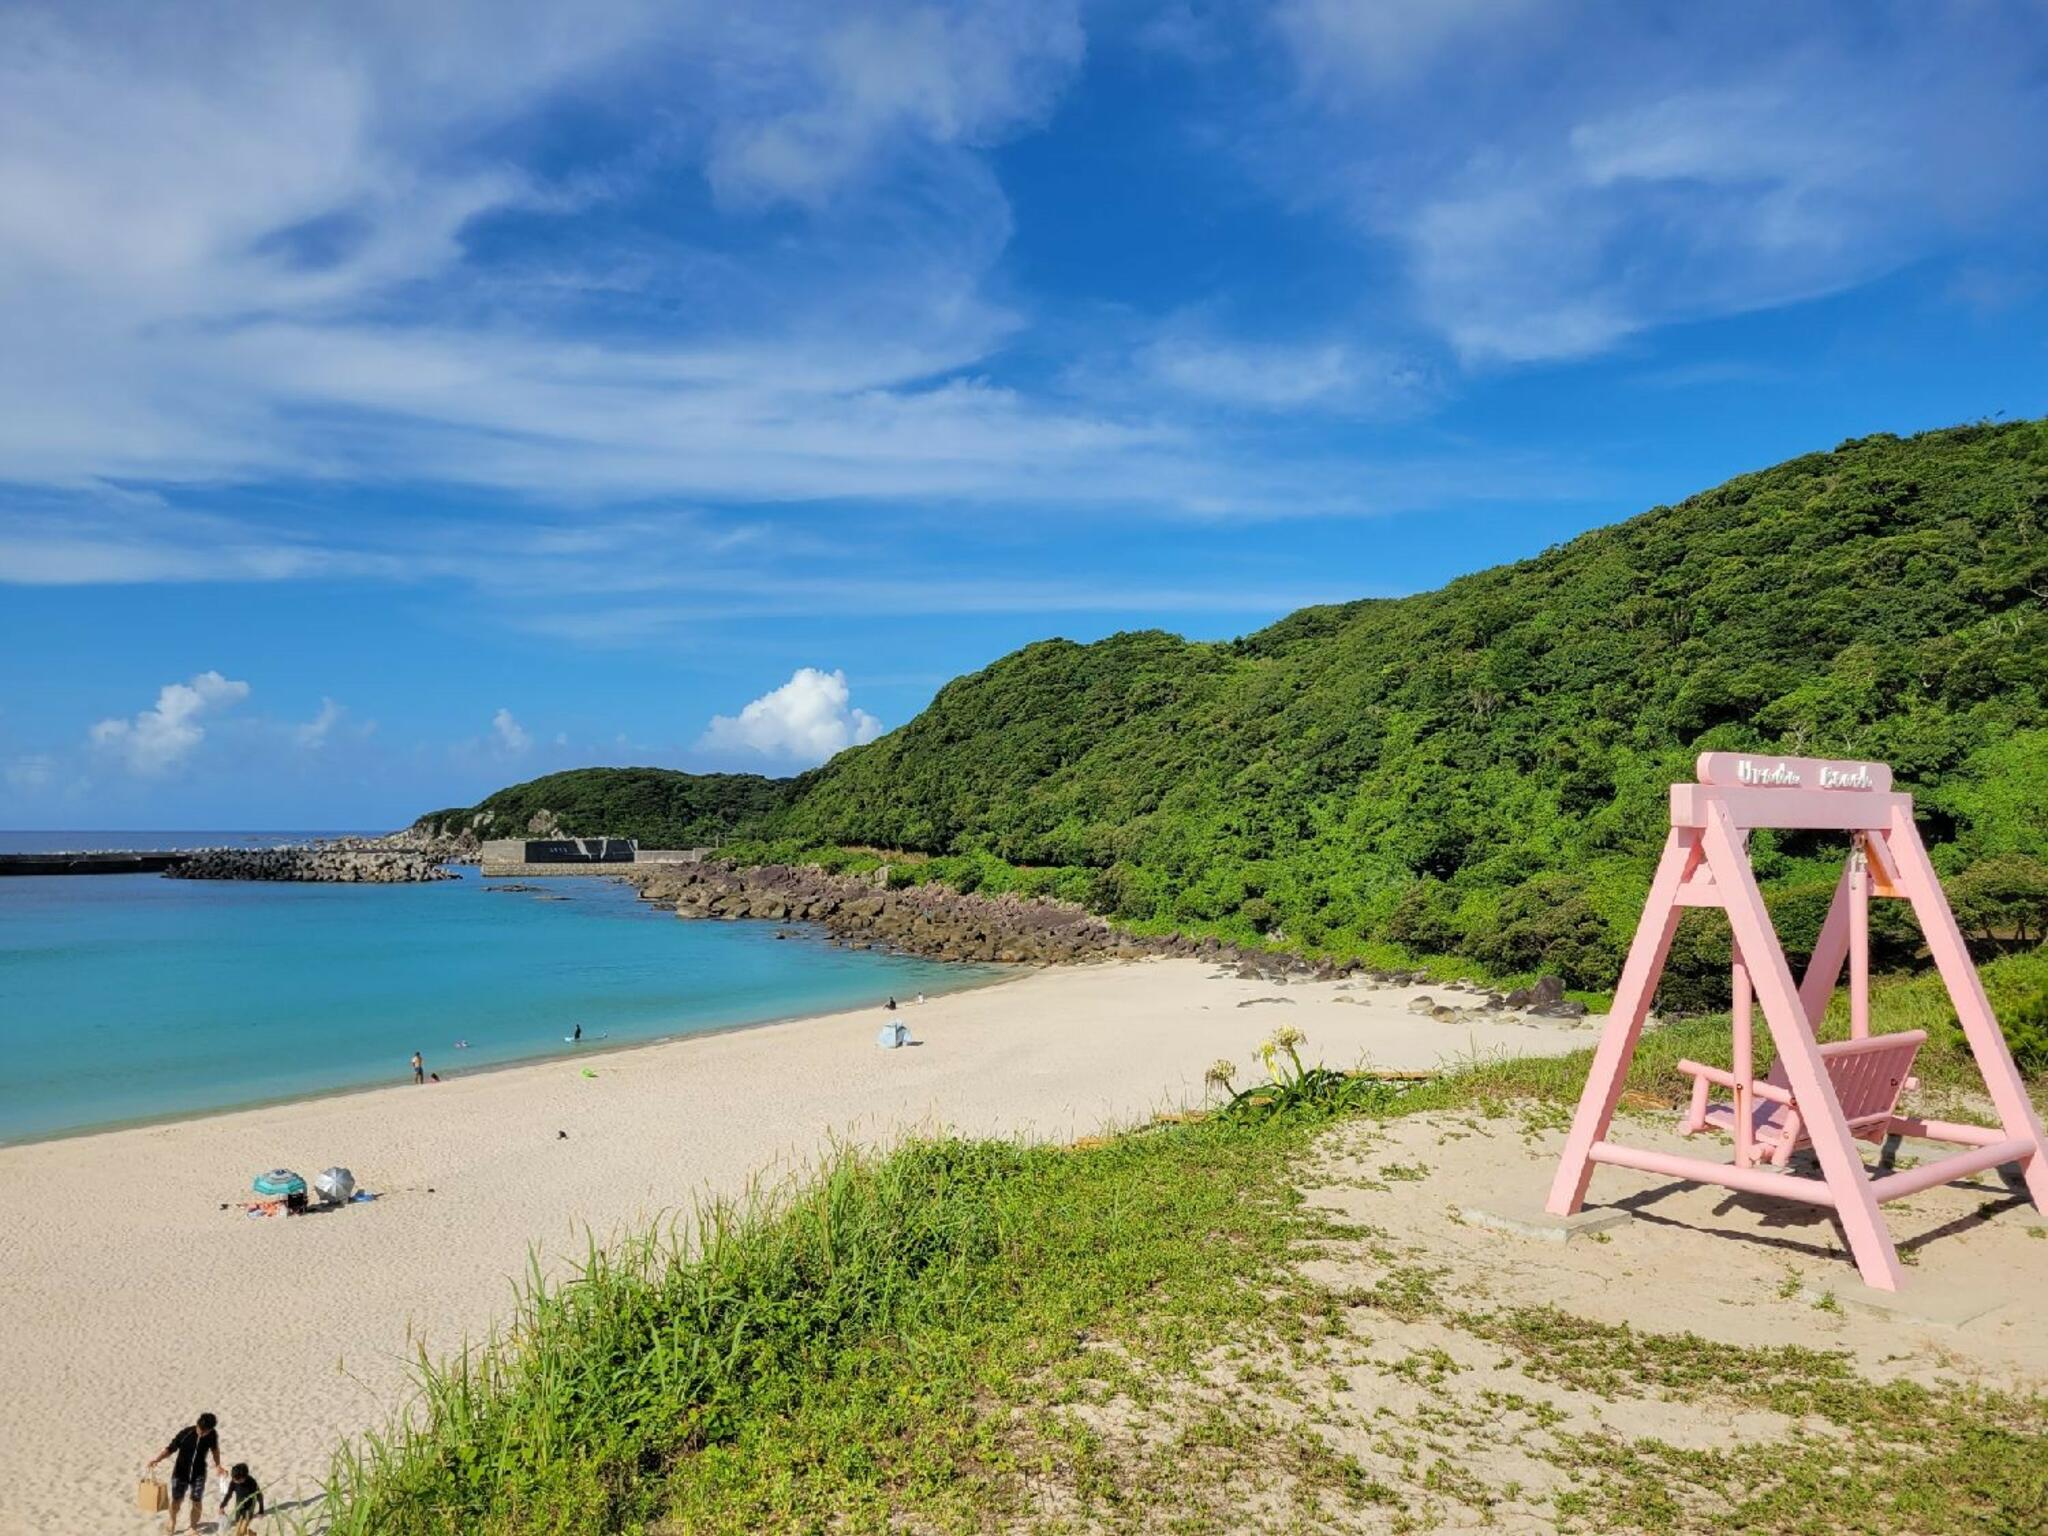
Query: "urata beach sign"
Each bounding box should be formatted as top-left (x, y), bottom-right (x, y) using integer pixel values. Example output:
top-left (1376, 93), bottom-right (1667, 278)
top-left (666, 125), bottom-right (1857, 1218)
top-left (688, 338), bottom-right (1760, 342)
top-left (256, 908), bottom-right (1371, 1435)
top-left (1695, 753), bottom-right (1890, 792)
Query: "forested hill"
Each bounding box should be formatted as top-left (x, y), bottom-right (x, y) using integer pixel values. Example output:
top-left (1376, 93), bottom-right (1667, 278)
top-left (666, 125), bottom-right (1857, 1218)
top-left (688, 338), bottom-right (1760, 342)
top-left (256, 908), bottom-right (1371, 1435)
top-left (417, 768), bottom-right (786, 849)
top-left (431, 420), bottom-right (2048, 990)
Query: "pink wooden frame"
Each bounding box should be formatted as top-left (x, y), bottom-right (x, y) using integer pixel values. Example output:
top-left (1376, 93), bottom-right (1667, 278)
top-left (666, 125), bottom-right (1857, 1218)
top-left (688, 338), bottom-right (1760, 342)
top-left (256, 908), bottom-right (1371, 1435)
top-left (1546, 753), bottom-right (2047, 1290)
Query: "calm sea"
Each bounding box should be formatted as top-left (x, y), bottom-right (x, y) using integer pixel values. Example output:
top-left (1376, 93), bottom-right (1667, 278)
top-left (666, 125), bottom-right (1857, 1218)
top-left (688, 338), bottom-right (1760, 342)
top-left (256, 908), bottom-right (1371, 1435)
top-left (0, 833), bottom-right (997, 1144)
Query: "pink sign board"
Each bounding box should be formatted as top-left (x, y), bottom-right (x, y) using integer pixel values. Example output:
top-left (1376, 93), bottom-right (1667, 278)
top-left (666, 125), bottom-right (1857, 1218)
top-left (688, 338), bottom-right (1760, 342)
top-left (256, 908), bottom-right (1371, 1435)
top-left (1694, 752), bottom-right (1891, 792)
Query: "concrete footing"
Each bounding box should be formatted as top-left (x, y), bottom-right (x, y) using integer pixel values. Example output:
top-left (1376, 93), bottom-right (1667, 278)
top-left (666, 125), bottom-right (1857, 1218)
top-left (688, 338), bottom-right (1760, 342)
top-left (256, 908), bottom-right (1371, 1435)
top-left (1457, 1199), bottom-right (1632, 1244)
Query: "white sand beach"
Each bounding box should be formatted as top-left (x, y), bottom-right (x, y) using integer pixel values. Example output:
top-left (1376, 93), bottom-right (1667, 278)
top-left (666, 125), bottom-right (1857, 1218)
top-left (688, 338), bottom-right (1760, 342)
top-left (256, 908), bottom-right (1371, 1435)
top-left (0, 959), bottom-right (1596, 1536)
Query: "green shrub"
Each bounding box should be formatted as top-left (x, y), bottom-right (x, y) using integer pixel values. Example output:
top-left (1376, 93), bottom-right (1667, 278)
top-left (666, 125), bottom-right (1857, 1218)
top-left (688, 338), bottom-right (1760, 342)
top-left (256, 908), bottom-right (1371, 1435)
top-left (1949, 855), bottom-right (2048, 951)
top-left (1467, 873), bottom-right (1621, 988)
top-left (1966, 988), bottom-right (2048, 1077)
top-left (1238, 896), bottom-right (1279, 934)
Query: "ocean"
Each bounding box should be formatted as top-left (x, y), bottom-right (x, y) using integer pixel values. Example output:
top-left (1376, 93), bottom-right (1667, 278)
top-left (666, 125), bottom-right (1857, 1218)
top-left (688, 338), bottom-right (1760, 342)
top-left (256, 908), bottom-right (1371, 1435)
top-left (0, 833), bottom-right (998, 1144)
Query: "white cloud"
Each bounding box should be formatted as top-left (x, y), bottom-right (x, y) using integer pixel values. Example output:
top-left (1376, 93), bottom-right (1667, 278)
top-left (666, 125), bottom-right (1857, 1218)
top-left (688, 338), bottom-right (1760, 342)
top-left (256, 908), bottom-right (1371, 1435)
top-left (0, 0), bottom-right (1114, 504)
top-left (1279, 0), bottom-right (1538, 93)
top-left (1268, 3), bottom-right (2048, 364)
top-left (89, 670), bottom-right (250, 775)
top-left (295, 697), bottom-right (346, 748)
top-left (492, 708), bottom-right (532, 754)
top-left (1129, 318), bottom-right (1432, 415)
top-left (699, 667), bottom-right (882, 765)
top-left (704, 6), bottom-right (1083, 207)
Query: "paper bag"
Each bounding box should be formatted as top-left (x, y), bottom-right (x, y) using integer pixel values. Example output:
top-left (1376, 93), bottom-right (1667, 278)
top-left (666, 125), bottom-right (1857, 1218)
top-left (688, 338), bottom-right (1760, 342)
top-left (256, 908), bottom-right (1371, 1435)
top-left (137, 1475), bottom-right (171, 1513)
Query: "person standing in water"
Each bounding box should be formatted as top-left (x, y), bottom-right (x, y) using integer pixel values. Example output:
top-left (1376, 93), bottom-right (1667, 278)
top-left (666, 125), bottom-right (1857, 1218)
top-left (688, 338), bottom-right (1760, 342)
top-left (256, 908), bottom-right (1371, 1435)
top-left (573, 1023), bottom-right (582, 1042)
top-left (410, 1050), bottom-right (424, 1084)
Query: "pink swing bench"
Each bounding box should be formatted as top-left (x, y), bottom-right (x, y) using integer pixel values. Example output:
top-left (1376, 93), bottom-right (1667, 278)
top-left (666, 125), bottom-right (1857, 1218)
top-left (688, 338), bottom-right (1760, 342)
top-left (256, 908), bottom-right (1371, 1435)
top-left (1547, 753), bottom-right (2048, 1291)
top-left (1677, 1030), bottom-right (1925, 1168)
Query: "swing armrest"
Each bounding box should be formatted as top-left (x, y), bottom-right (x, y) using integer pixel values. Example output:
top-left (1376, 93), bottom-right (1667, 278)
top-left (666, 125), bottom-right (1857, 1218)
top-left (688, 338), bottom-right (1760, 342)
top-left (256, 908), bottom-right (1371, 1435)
top-left (1677, 1060), bottom-right (1737, 1090)
top-left (1675, 1061), bottom-right (1793, 1104)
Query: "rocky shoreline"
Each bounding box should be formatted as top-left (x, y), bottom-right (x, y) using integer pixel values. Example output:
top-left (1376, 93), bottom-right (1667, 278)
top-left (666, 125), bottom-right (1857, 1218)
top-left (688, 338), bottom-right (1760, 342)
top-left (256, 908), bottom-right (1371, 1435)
top-left (624, 858), bottom-right (1588, 1018)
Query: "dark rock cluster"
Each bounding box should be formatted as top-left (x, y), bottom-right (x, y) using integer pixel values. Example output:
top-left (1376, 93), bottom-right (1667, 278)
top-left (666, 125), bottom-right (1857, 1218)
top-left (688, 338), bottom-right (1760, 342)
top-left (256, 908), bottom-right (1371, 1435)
top-left (1503, 974), bottom-right (1590, 1018)
top-left (629, 860), bottom-right (1143, 963)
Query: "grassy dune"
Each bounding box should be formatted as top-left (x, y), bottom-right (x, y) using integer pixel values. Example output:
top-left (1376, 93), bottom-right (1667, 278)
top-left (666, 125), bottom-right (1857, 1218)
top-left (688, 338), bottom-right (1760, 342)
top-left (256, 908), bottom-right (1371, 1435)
top-left (325, 959), bottom-right (2048, 1534)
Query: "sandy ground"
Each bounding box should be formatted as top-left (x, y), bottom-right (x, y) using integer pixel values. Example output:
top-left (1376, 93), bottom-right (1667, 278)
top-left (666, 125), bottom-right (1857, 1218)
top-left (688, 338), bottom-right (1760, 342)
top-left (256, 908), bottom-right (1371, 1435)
top-left (1301, 1111), bottom-right (2048, 1389)
top-left (1037, 1111), bottom-right (2048, 1533)
top-left (0, 959), bottom-right (1594, 1536)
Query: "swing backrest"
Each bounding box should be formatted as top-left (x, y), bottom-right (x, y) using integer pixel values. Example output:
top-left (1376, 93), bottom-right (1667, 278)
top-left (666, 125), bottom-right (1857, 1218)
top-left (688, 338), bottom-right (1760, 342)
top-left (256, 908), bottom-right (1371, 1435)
top-left (1765, 1030), bottom-right (1925, 1138)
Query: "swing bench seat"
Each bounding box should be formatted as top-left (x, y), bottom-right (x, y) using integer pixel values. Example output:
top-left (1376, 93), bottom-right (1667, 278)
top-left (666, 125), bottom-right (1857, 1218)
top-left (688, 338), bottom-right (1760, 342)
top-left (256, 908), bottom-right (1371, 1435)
top-left (1677, 1030), bottom-right (1925, 1166)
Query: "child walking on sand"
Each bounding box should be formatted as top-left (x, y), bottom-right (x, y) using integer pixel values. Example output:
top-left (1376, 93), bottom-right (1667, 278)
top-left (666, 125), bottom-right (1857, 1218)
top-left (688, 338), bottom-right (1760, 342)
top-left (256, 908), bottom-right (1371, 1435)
top-left (222, 1462), bottom-right (265, 1531)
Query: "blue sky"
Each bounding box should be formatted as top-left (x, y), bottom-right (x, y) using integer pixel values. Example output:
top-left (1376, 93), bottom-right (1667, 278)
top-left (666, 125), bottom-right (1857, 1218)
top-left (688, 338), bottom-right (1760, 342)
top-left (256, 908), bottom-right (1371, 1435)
top-left (2, 1), bottom-right (2045, 829)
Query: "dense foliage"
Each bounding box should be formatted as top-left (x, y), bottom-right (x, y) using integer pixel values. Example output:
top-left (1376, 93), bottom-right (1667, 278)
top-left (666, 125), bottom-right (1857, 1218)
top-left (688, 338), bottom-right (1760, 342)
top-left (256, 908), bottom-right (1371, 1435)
top-left (417, 767), bottom-right (789, 849)
top-left (773, 420), bottom-right (2047, 995)
top-left (431, 422), bottom-right (2048, 998)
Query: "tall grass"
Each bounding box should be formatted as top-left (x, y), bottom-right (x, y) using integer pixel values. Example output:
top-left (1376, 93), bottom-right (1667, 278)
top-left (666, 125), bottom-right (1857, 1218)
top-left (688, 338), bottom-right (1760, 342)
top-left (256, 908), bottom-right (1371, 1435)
top-left (323, 1125), bottom-right (1310, 1535)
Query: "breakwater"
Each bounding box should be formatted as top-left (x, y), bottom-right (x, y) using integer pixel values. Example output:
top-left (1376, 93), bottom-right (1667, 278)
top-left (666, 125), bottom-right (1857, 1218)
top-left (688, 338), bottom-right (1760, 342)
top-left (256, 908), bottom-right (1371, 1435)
top-left (2, 833), bottom-right (470, 882)
top-left (169, 845), bottom-right (456, 883)
top-left (0, 851), bottom-right (190, 876)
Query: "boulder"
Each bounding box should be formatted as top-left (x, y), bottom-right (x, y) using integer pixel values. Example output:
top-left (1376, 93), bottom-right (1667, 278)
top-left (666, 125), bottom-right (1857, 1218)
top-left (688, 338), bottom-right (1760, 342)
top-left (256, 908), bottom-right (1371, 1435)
top-left (1505, 975), bottom-right (1566, 1009)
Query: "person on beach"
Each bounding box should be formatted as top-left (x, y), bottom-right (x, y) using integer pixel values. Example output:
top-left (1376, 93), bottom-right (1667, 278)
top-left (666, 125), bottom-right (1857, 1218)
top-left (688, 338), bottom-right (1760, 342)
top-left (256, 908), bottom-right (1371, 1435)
top-left (221, 1462), bottom-right (265, 1531)
top-left (573, 1022), bottom-right (582, 1041)
top-left (411, 1050), bottom-right (424, 1084)
top-left (885, 997), bottom-right (897, 1011)
top-left (147, 1412), bottom-right (222, 1534)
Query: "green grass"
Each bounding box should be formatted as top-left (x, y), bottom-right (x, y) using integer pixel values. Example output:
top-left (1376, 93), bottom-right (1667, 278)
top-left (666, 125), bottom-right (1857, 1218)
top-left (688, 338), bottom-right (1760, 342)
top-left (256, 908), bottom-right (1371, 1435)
top-left (324, 1123), bottom-right (1323, 1535)
top-left (322, 958), bottom-right (2048, 1535)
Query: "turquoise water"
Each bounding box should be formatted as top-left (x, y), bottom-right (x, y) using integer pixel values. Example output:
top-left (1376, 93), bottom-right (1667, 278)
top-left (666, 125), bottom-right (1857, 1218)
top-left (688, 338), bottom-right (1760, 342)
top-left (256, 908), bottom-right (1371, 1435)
top-left (0, 860), bottom-right (996, 1144)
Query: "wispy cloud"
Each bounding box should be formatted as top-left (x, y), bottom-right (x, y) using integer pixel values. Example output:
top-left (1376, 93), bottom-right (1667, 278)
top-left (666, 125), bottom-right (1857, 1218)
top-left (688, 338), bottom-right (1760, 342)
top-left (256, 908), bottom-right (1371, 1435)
top-left (1266, 2), bottom-right (2048, 363)
top-left (5, 754), bottom-right (59, 793)
top-left (295, 698), bottom-right (347, 749)
top-left (0, 1), bottom-right (1129, 505)
top-left (492, 708), bottom-right (532, 755)
top-left (0, 0), bottom-right (1602, 534)
top-left (1129, 317), bottom-right (1432, 415)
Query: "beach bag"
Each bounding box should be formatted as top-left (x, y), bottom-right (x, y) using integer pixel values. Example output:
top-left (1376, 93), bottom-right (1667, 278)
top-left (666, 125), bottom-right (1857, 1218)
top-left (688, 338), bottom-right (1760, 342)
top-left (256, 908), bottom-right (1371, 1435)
top-left (137, 1475), bottom-right (170, 1513)
top-left (876, 1021), bottom-right (908, 1049)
